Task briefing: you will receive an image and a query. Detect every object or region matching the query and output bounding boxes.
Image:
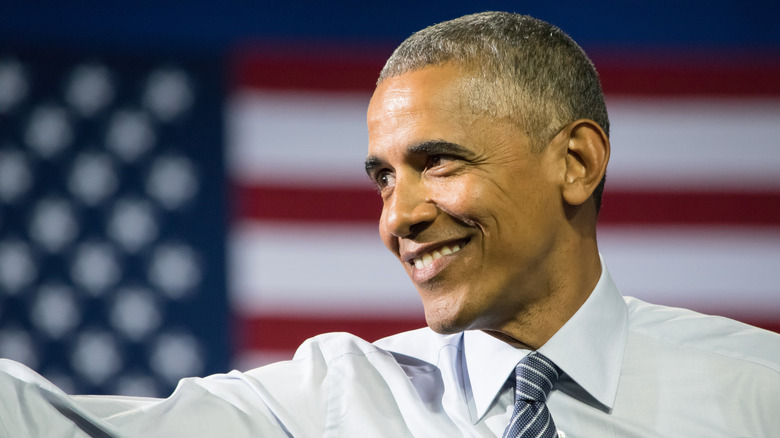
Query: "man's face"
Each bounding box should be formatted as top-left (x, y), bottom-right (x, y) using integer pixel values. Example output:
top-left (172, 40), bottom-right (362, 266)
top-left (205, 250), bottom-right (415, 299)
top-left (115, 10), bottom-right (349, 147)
top-left (366, 64), bottom-right (568, 334)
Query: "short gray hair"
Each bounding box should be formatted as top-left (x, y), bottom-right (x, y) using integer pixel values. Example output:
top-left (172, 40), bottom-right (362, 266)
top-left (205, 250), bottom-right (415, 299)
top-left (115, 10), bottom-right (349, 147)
top-left (378, 11), bottom-right (609, 210)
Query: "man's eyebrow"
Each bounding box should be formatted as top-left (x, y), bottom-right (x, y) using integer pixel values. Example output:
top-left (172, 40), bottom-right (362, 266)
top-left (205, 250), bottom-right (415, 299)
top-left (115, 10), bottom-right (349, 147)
top-left (364, 156), bottom-right (384, 175)
top-left (408, 140), bottom-right (472, 157)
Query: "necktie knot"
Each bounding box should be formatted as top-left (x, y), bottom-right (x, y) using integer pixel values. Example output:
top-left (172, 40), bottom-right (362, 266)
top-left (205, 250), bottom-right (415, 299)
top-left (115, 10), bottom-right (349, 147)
top-left (514, 352), bottom-right (561, 403)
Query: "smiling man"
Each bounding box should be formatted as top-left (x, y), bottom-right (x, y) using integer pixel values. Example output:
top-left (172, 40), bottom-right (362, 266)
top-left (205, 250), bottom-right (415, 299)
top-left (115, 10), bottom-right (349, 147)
top-left (365, 61), bottom-right (604, 351)
top-left (2, 11), bottom-right (780, 438)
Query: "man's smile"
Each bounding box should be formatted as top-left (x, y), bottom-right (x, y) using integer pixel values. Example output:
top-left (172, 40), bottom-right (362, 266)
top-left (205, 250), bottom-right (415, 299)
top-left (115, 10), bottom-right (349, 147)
top-left (401, 238), bottom-right (470, 267)
top-left (398, 238), bottom-right (472, 285)
top-left (411, 242), bottom-right (463, 269)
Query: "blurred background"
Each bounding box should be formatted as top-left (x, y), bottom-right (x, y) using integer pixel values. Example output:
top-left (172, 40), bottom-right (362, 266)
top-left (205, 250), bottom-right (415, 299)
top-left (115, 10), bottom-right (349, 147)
top-left (1, 1), bottom-right (779, 397)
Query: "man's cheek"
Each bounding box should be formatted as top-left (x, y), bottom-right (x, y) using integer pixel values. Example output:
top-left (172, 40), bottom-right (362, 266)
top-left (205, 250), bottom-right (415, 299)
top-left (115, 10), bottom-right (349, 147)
top-left (429, 178), bottom-right (475, 213)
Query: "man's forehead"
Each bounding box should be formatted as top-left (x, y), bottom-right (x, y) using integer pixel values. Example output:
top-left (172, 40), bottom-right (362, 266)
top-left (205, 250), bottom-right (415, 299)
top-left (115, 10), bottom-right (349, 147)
top-left (367, 80), bottom-right (416, 123)
top-left (369, 63), bottom-right (519, 134)
top-left (370, 64), bottom-right (470, 110)
top-left (369, 68), bottom-right (480, 143)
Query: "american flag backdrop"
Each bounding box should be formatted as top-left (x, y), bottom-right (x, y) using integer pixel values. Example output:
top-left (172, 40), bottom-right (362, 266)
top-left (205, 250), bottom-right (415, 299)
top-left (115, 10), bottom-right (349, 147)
top-left (0, 47), bottom-right (229, 396)
top-left (1, 3), bottom-right (780, 396)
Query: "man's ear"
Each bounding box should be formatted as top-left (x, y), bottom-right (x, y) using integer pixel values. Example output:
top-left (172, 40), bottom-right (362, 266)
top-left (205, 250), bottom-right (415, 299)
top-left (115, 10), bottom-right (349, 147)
top-left (560, 119), bottom-right (609, 206)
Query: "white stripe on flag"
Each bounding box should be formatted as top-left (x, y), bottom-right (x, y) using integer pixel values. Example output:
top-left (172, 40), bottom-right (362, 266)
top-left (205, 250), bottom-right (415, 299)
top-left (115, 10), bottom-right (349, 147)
top-left (229, 222), bottom-right (420, 315)
top-left (226, 90), bottom-right (371, 185)
top-left (600, 226), bottom-right (780, 317)
top-left (607, 97), bottom-right (780, 189)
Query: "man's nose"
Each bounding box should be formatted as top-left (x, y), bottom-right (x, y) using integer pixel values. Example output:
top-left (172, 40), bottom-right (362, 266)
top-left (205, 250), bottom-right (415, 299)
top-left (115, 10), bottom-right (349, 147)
top-left (383, 176), bottom-right (437, 238)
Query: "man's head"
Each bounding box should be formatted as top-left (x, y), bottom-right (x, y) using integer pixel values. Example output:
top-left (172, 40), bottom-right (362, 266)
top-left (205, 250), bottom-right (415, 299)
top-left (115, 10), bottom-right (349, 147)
top-left (379, 11), bottom-right (609, 211)
top-left (366, 12), bottom-right (609, 346)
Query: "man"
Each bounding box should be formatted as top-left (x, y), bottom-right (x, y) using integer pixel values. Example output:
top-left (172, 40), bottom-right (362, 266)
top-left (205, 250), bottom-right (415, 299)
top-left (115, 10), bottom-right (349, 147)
top-left (2, 11), bottom-right (779, 437)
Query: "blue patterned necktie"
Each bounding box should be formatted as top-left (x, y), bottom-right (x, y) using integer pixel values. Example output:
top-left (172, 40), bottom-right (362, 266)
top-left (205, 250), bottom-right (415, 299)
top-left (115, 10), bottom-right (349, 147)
top-left (502, 352), bottom-right (562, 438)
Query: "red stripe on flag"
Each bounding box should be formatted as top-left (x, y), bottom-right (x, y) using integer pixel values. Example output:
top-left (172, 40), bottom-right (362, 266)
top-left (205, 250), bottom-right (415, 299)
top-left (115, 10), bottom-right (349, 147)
top-left (235, 314), bottom-right (426, 351)
top-left (233, 183), bottom-right (382, 223)
top-left (593, 51), bottom-right (780, 97)
top-left (234, 184), bottom-right (780, 226)
top-left (232, 46), bottom-right (780, 96)
top-left (599, 190), bottom-right (780, 226)
top-left (230, 44), bottom-right (389, 92)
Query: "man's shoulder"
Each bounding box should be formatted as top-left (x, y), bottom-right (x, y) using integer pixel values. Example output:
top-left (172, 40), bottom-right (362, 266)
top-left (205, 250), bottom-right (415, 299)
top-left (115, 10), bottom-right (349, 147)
top-left (290, 331), bottom-right (390, 362)
top-left (290, 327), bottom-right (451, 363)
top-left (624, 296), bottom-right (780, 372)
top-left (373, 326), bottom-right (448, 346)
top-left (282, 328), bottom-right (456, 381)
top-left (373, 327), bottom-right (462, 367)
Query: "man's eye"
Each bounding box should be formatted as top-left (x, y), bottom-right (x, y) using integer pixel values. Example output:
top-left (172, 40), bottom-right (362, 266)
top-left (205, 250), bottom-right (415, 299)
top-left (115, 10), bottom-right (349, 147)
top-left (376, 171), bottom-right (396, 189)
top-left (427, 155), bottom-right (453, 168)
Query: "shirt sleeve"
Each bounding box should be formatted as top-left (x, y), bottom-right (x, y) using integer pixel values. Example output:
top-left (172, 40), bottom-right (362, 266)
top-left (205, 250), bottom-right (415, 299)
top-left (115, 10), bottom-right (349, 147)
top-left (0, 351), bottom-right (327, 438)
top-left (1, 333), bottom-right (418, 437)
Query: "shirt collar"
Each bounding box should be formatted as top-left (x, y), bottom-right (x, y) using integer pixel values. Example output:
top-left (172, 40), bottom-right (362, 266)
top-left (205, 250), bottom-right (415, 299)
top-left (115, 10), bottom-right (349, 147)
top-left (463, 257), bottom-right (628, 420)
top-left (463, 329), bottom-right (528, 422)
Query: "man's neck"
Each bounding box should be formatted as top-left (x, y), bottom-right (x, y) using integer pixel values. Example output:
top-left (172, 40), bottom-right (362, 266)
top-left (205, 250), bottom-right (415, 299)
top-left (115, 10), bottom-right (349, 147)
top-left (482, 245), bottom-right (602, 350)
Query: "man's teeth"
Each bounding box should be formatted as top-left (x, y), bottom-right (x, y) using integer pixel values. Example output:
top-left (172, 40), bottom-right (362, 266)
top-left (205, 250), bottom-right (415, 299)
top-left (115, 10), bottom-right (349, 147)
top-left (413, 244), bottom-right (462, 269)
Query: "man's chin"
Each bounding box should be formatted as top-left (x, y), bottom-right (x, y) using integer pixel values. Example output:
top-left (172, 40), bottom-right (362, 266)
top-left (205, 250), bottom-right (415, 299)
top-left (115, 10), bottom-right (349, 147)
top-left (424, 310), bottom-right (472, 335)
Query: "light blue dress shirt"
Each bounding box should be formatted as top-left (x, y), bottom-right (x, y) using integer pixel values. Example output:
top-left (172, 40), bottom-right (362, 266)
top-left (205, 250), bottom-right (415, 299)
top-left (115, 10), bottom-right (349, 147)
top-left (1, 262), bottom-right (779, 437)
